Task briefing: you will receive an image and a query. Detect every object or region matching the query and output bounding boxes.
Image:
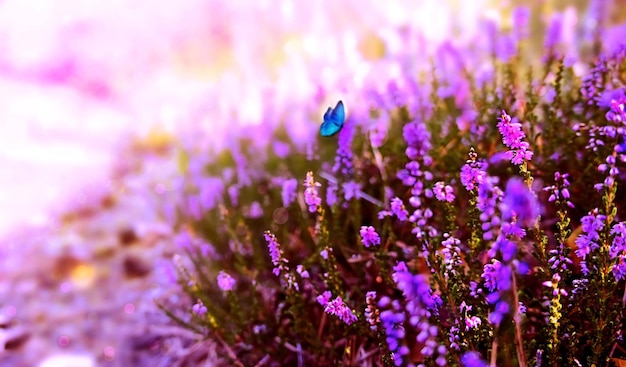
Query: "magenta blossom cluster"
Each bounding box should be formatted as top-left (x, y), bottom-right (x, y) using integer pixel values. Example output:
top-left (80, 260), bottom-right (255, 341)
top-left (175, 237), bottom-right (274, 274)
top-left (610, 222), bottom-right (626, 281)
top-left (497, 110), bottom-right (534, 165)
top-left (500, 178), bottom-right (540, 227)
top-left (264, 231), bottom-right (289, 276)
top-left (378, 297), bottom-right (407, 366)
top-left (392, 261), bottom-right (446, 365)
top-left (360, 226), bottom-right (381, 247)
top-left (477, 176), bottom-right (503, 241)
top-left (303, 171), bottom-right (322, 213)
top-left (379, 196), bottom-right (410, 222)
top-left (461, 351), bottom-right (489, 367)
top-left (317, 291), bottom-right (357, 325)
top-left (281, 178), bottom-right (298, 207)
top-left (397, 119), bottom-right (434, 209)
top-left (575, 208), bottom-right (606, 274)
top-left (483, 259), bottom-right (514, 326)
top-left (544, 171), bottom-right (574, 208)
top-left (433, 181), bottom-right (455, 202)
top-left (364, 291), bottom-right (378, 331)
top-left (460, 149), bottom-right (487, 191)
top-left (192, 299), bottom-right (208, 316)
top-left (217, 271), bottom-right (236, 291)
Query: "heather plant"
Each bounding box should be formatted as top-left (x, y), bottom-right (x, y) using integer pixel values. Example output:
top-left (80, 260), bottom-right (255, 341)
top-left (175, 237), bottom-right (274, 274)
top-left (157, 7), bottom-right (626, 367)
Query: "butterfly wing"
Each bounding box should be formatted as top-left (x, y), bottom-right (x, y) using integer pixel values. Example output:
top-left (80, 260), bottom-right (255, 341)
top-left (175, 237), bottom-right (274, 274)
top-left (330, 100), bottom-right (345, 123)
top-left (320, 100), bottom-right (345, 137)
top-left (320, 121), bottom-right (341, 137)
top-left (323, 107), bottom-right (332, 121)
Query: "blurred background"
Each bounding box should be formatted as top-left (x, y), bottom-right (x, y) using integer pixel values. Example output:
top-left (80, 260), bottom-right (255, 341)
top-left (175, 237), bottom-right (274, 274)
top-left (0, 0), bottom-right (600, 238)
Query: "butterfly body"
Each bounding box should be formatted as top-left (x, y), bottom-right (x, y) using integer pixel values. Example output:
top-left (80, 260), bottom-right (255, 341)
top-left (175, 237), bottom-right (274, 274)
top-left (320, 100), bottom-right (345, 137)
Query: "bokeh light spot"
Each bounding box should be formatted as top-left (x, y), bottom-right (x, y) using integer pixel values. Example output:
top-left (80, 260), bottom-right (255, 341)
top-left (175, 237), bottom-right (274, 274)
top-left (103, 346), bottom-right (115, 361)
top-left (272, 207), bottom-right (289, 225)
top-left (58, 335), bottom-right (70, 347)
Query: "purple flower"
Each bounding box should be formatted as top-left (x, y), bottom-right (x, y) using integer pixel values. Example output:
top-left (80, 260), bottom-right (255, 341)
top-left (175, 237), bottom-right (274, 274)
top-left (611, 222), bottom-right (626, 281)
top-left (469, 281), bottom-right (481, 298)
top-left (465, 316), bottom-right (482, 330)
top-left (185, 195), bottom-right (203, 221)
top-left (574, 209), bottom-right (606, 266)
top-left (247, 201), bottom-right (263, 218)
top-left (489, 299), bottom-right (511, 326)
top-left (392, 262), bottom-right (441, 358)
top-left (303, 171), bottom-right (322, 213)
top-left (449, 325), bottom-right (461, 350)
top-left (403, 120), bottom-right (433, 157)
top-left (482, 260), bottom-right (502, 292)
top-left (512, 6), bottom-right (530, 40)
top-left (379, 197), bottom-right (410, 221)
top-left (542, 273), bottom-right (568, 297)
top-left (174, 230), bottom-right (194, 251)
top-left (461, 352), bottom-right (489, 367)
top-left (360, 226), bottom-right (381, 248)
top-left (281, 178), bottom-right (298, 207)
top-left (605, 91), bottom-right (626, 123)
top-left (317, 290), bottom-right (331, 307)
top-left (342, 181), bottom-right (361, 201)
top-left (398, 120), bottom-right (434, 215)
top-left (483, 18), bottom-right (499, 55)
top-left (233, 150), bottom-right (251, 187)
top-left (543, 171), bottom-right (574, 208)
top-left (544, 12), bottom-right (563, 50)
top-left (488, 264), bottom-right (513, 291)
top-left (497, 110), bottom-right (534, 165)
top-left (492, 225), bottom-right (521, 262)
top-left (390, 197), bottom-right (409, 221)
top-left (156, 259), bottom-right (177, 286)
top-left (483, 259), bottom-right (515, 326)
top-left (273, 141), bottom-right (290, 158)
top-left (173, 230), bottom-right (218, 258)
top-left (217, 271), bottom-right (236, 291)
top-left (364, 291), bottom-right (379, 331)
top-left (264, 231), bottom-right (289, 276)
top-left (379, 298), bottom-right (408, 366)
top-left (296, 265), bottom-right (310, 279)
top-left (199, 177), bottom-right (225, 211)
top-left (433, 181), bottom-right (455, 202)
top-left (518, 302), bottom-right (527, 314)
top-left (460, 158), bottom-right (487, 191)
top-left (477, 176), bottom-right (503, 241)
top-left (369, 117), bottom-right (388, 148)
top-left (598, 87), bottom-right (626, 110)
top-left (409, 207), bottom-right (435, 231)
top-left (333, 119), bottom-right (355, 177)
top-left (192, 299), bottom-right (207, 316)
top-left (324, 296), bottom-right (357, 325)
top-left (441, 234), bottom-right (462, 278)
top-left (500, 178), bottom-right (540, 227)
top-left (326, 183), bottom-right (338, 207)
top-left (497, 33), bottom-right (516, 62)
top-left (613, 259), bottom-right (626, 282)
top-left (581, 57), bottom-right (608, 105)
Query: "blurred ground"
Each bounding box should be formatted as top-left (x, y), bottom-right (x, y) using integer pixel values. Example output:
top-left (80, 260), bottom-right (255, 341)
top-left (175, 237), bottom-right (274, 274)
top-left (0, 144), bottom-right (208, 367)
top-left (0, 80), bottom-right (130, 237)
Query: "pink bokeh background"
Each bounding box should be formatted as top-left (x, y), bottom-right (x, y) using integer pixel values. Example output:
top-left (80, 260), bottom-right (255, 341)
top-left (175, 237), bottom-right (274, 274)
top-left (0, 0), bottom-right (498, 238)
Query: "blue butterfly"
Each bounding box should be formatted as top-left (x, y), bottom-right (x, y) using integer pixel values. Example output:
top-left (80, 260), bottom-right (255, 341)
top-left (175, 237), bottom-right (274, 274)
top-left (320, 100), bottom-right (345, 137)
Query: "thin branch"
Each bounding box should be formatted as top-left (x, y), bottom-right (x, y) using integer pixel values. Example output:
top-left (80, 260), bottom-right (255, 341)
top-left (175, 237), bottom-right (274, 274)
top-left (319, 171), bottom-right (384, 207)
